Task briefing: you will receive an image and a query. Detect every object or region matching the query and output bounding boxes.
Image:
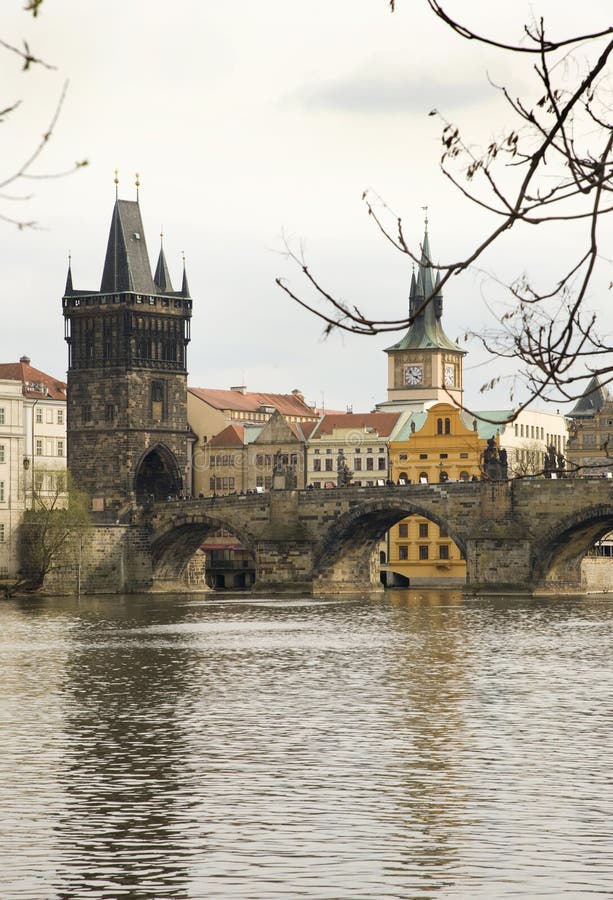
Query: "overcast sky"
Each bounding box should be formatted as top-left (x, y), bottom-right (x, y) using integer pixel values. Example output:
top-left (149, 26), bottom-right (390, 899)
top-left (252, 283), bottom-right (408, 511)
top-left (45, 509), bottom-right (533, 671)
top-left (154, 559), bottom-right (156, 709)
top-left (3, 1), bottom-right (612, 413)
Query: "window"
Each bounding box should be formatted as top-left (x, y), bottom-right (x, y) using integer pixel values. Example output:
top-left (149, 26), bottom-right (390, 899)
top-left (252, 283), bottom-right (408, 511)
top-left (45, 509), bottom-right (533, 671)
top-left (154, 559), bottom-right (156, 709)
top-left (514, 424), bottom-right (518, 437)
top-left (0, 409), bottom-right (4, 425)
top-left (325, 458), bottom-right (333, 471)
top-left (151, 380), bottom-right (165, 421)
top-left (419, 453), bottom-right (428, 460)
top-left (46, 409), bottom-right (53, 424)
top-left (419, 472), bottom-right (428, 483)
top-left (0, 445), bottom-right (4, 464)
top-left (398, 523), bottom-right (408, 538)
top-left (439, 453), bottom-right (448, 459)
top-left (367, 448), bottom-right (373, 454)
top-left (82, 404), bottom-right (92, 423)
top-left (439, 545), bottom-right (450, 560)
top-left (57, 409), bottom-right (64, 425)
top-left (378, 447), bottom-right (384, 453)
top-left (366, 458), bottom-right (374, 471)
top-left (256, 454), bottom-right (264, 466)
top-left (439, 524), bottom-right (448, 537)
top-left (290, 453), bottom-right (298, 466)
top-left (459, 471), bottom-right (469, 482)
top-left (314, 449), bottom-right (320, 454)
top-left (313, 458), bottom-right (321, 472)
top-left (0, 523), bottom-right (4, 542)
top-left (445, 418), bottom-right (451, 434)
top-left (57, 440), bottom-right (64, 457)
top-left (35, 439), bottom-right (43, 456)
top-left (105, 404), bottom-right (115, 423)
top-left (418, 523), bottom-right (429, 538)
top-left (399, 454), bottom-right (407, 461)
top-left (35, 407), bottom-right (43, 423)
top-left (437, 418), bottom-right (443, 435)
top-left (398, 545), bottom-right (409, 560)
top-left (378, 458), bottom-right (386, 471)
top-left (460, 453), bottom-right (468, 459)
top-left (264, 476), bottom-right (272, 489)
top-left (419, 545), bottom-right (429, 560)
top-left (354, 458), bottom-right (362, 471)
top-left (0, 482), bottom-right (4, 502)
top-left (209, 477), bottom-right (215, 491)
top-left (439, 470), bottom-right (449, 482)
top-left (326, 448), bottom-right (332, 455)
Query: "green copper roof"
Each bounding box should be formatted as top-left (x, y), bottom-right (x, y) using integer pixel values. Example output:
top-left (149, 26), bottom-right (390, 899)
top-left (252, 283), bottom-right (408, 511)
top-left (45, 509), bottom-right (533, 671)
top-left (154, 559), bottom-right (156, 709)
top-left (386, 228), bottom-right (463, 354)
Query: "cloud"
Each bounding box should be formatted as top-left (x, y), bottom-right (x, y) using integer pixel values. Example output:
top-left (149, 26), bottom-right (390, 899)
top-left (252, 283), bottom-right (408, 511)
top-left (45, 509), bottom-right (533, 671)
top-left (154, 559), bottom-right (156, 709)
top-left (293, 65), bottom-right (492, 116)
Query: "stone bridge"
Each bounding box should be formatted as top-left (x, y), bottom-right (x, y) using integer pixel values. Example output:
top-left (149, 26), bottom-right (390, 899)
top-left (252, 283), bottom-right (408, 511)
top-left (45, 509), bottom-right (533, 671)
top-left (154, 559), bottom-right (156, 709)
top-left (144, 479), bottom-right (613, 595)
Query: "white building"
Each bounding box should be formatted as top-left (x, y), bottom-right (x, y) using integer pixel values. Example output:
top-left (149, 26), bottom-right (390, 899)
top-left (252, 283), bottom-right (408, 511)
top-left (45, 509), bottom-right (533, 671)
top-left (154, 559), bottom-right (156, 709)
top-left (474, 408), bottom-right (570, 476)
top-left (0, 357), bottom-right (67, 580)
top-left (306, 412), bottom-right (410, 489)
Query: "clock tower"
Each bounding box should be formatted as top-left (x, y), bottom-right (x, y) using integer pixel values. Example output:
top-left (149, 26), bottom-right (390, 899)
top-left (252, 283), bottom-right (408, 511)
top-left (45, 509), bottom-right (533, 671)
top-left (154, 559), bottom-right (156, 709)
top-left (384, 226), bottom-right (465, 406)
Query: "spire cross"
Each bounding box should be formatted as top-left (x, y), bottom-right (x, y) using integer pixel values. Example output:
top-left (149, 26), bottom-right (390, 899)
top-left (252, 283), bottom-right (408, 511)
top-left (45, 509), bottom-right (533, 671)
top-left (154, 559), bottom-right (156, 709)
top-left (421, 204), bottom-right (429, 230)
top-left (160, 226), bottom-right (164, 248)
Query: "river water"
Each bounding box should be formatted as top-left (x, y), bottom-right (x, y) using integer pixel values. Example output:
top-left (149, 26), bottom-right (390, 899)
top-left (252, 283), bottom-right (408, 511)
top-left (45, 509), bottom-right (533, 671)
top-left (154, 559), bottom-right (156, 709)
top-left (0, 589), bottom-right (611, 899)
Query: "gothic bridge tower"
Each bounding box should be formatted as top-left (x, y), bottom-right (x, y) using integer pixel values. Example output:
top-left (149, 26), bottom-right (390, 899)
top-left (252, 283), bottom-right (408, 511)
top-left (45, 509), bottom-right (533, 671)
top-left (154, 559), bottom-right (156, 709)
top-left (63, 189), bottom-right (192, 513)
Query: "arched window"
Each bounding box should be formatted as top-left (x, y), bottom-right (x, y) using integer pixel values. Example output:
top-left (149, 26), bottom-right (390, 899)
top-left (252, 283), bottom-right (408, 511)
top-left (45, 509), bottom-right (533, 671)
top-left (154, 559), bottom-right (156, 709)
top-left (459, 470), bottom-right (469, 482)
top-left (398, 471), bottom-right (409, 485)
top-left (437, 418), bottom-right (443, 435)
top-left (419, 472), bottom-right (428, 483)
top-left (379, 550), bottom-right (387, 564)
top-left (445, 418), bottom-right (451, 434)
top-left (439, 470), bottom-right (449, 483)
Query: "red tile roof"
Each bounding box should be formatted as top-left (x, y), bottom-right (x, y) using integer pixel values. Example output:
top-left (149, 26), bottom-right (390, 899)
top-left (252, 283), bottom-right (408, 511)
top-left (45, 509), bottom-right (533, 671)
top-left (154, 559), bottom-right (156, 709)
top-left (0, 359), bottom-right (66, 400)
top-left (208, 424), bottom-right (245, 447)
top-left (312, 412), bottom-right (401, 438)
top-left (189, 387), bottom-right (318, 418)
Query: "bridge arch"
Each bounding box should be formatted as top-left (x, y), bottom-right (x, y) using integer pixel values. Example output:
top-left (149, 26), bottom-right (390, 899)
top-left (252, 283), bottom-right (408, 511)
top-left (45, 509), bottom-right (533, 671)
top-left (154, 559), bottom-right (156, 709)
top-left (312, 496), bottom-right (466, 592)
top-left (150, 509), bottom-right (256, 586)
top-left (530, 503), bottom-right (613, 588)
top-left (134, 443), bottom-right (182, 503)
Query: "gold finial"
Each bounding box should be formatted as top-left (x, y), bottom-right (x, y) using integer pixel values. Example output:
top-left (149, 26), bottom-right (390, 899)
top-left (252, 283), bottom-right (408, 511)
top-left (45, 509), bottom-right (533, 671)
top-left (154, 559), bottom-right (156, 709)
top-left (114, 168), bottom-right (119, 199)
top-left (135, 172), bottom-right (140, 202)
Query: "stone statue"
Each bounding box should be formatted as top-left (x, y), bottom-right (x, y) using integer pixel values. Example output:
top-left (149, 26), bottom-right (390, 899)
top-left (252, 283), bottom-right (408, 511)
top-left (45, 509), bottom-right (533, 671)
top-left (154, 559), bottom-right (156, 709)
top-left (336, 449), bottom-right (353, 487)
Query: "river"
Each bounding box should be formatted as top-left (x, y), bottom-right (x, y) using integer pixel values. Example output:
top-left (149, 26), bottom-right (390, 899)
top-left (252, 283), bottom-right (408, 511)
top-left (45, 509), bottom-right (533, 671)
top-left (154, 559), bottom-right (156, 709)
top-left (0, 589), bottom-right (611, 899)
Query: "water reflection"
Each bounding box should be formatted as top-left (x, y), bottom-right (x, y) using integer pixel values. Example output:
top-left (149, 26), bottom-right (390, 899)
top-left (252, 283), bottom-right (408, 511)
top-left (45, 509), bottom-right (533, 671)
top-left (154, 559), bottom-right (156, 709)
top-left (55, 600), bottom-right (197, 898)
top-left (0, 591), bottom-right (611, 898)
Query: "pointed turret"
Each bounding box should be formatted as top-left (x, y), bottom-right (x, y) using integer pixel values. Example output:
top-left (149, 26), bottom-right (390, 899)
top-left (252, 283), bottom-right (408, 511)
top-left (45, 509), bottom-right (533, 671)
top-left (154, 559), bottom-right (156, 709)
top-left (64, 259), bottom-right (74, 296)
top-left (569, 375), bottom-right (611, 418)
top-left (386, 225), bottom-right (460, 353)
top-left (153, 238), bottom-right (173, 293)
top-left (100, 199), bottom-right (156, 294)
top-left (180, 256), bottom-right (191, 298)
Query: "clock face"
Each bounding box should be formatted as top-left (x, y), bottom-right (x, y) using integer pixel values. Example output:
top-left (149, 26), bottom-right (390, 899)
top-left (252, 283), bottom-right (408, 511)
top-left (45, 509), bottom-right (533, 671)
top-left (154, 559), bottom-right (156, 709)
top-left (444, 364), bottom-right (455, 387)
top-left (404, 365), bottom-right (423, 386)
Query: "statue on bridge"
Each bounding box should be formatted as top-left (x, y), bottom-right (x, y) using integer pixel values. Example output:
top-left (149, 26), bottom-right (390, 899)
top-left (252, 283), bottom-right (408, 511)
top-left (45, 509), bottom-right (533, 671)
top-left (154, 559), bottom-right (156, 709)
top-left (336, 449), bottom-right (353, 487)
top-left (482, 437), bottom-right (508, 482)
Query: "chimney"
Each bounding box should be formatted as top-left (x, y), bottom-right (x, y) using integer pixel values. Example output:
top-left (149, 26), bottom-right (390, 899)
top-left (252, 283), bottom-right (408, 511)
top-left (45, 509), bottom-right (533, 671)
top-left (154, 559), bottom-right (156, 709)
top-left (230, 385), bottom-right (247, 395)
top-left (19, 355), bottom-right (31, 365)
top-left (292, 388), bottom-right (305, 403)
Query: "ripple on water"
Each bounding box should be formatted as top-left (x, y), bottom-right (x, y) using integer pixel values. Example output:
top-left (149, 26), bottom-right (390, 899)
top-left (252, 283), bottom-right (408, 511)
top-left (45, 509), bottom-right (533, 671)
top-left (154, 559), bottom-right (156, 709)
top-left (0, 591), bottom-right (611, 898)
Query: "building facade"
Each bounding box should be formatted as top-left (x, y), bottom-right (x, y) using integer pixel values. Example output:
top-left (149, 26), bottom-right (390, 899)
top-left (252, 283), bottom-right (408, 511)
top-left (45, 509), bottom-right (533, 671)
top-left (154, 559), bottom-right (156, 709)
top-left (306, 412), bottom-right (407, 489)
top-left (63, 195), bottom-right (192, 513)
top-left (0, 357), bottom-right (67, 579)
top-left (189, 388), bottom-right (320, 497)
top-left (566, 376), bottom-right (613, 476)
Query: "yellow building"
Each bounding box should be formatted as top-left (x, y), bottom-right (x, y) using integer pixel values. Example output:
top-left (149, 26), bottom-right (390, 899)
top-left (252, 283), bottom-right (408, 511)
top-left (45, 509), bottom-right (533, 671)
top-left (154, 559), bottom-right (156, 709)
top-left (386, 403), bottom-right (491, 585)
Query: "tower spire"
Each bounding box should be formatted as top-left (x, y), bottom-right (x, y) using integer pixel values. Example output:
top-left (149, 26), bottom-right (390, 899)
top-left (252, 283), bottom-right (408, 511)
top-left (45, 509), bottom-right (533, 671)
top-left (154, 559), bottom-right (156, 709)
top-left (114, 168), bottom-right (119, 200)
top-left (181, 251), bottom-right (191, 298)
top-left (64, 251), bottom-right (74, 295)
top-left (153, 228), bottom-right (173, 293)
